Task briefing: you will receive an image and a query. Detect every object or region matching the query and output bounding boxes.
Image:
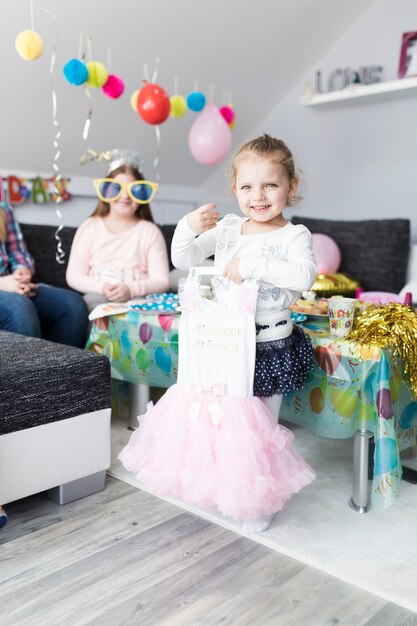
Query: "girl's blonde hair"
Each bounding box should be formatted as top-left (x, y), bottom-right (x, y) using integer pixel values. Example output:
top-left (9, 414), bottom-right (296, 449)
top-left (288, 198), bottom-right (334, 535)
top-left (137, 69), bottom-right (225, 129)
top-left (91, 164), bottom-right (154, 222)
top-left (231, 134), bottom-right (302, 206)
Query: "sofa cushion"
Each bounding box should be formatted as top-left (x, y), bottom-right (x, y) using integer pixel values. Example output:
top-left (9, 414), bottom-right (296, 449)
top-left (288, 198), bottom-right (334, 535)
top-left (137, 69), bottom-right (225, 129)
top-left (20, 223), bottom-right (76, 289)
top-left (0, 331), bottom-right (111, 435)
top-left (291, 217), bottom-right (410, 293)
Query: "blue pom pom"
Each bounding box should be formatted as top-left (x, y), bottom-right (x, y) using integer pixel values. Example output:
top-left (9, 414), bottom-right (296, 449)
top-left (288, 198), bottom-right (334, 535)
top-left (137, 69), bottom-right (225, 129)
top-left (63, 58), bottom-right (88, 86)
top-left (186, 91), bottom-right (206, 112)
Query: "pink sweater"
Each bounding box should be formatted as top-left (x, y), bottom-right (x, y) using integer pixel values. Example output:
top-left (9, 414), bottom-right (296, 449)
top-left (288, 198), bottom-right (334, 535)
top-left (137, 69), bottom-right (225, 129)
top-left (66, 217), bottom-right (170, 298)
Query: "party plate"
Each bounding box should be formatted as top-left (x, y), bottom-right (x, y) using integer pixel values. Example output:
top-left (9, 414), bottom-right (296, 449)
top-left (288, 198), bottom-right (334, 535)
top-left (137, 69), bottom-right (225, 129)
top-left (290, 312), bottom-right (308, 323)
top-left (303, 312), bottom-right (328, 320)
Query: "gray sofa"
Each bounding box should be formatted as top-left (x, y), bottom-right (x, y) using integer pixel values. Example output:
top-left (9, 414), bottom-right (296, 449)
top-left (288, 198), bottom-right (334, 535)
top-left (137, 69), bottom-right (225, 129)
top-left (19, 217), bottom-right (411, 294)
top-left (0, 222), bottom-right (114, 506)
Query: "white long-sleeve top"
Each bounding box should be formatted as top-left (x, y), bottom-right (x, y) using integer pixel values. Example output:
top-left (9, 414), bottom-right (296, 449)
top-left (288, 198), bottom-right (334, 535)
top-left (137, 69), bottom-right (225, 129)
top-left (171, 214), bottom-right (317, 324)
top-left (66, 217), bottom-right (170, 298)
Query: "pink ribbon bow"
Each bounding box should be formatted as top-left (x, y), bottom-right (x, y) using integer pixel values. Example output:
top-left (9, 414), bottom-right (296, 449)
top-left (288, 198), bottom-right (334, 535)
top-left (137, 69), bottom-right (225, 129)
top-left (189, 383), bottom-right (225, 427)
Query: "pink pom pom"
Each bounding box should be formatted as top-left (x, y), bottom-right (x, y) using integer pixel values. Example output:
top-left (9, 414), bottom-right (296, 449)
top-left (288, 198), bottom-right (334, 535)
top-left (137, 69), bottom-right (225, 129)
top-left (219, 105), bottom-right (235, 125)
top-left (102, 74), bottom-right (125, 99)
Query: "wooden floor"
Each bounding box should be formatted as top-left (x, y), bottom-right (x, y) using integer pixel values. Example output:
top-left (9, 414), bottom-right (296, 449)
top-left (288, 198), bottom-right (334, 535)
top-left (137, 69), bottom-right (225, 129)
top-left (1, 477), bottom-right (416, 626)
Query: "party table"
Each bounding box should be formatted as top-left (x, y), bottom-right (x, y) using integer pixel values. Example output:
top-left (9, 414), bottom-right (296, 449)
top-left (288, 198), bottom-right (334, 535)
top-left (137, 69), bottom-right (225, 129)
top-left (86, 310), bottom-right (417, 512)
top-left (86, 309), bottom-right (179, 424)
top-left (281, 316), bottom-right (417, 512)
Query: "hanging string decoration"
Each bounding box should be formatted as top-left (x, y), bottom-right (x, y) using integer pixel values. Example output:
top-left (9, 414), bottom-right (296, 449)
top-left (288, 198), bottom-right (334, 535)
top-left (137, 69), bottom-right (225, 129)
top-left (186, 91), bottom-right (206, 112)
top-left (130, 89), bottom-right (140, 111)
top-left (219, 104), bottom-right (236, 127)
top-left (170, 95), bottom-right (187, 118)
top-left (15, 30), bottom-right (44, 60)
top-left (86, 61), bottom-right (108, 88)
top-left (47, 10), bottom-right (66, 264)
top-left (79, 148), bottom-right (113, 166)
top-left (188, 103), bottom-right (232, 165)
top-left (101, 47), bottom-right (125, 99)
top-left (15, 1), bottom-right (43, 61)
top-left (63, 58), bottom-right (88, 85)
top-left (15, 4), bottom-right (237, 171)
top-left (102, 74), bottom-right (125, 99)
top-left (136, 81), bottom-right (171, 125)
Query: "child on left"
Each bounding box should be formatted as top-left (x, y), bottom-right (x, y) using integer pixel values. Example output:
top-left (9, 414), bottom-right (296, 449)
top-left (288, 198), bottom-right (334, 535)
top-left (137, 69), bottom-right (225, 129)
top-left (66, 148), bottom-right (170, 312)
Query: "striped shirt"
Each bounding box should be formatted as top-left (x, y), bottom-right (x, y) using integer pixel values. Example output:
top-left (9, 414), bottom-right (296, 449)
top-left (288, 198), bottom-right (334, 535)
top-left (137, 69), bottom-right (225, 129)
top-left (0, 202), bottom-right (35, 277)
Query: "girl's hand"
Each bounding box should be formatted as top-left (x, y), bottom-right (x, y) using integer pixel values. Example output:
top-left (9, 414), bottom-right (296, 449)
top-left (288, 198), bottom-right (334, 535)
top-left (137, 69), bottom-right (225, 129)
top-left (13, 267), bottom-right (33, 284)
top-left (0, 274), bottom-right (32, 295)
top-left (223, 258), bottom-right (243, 284)
top-left (103, 283), bottom-right (131, 303)
top-left (186, 204), bottom-right (220, 234)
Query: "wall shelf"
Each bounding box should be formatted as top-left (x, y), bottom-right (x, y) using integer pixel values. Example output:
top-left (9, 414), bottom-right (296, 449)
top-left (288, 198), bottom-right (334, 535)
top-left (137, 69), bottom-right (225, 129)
top-left (300, 76), bottom-right (417, 107)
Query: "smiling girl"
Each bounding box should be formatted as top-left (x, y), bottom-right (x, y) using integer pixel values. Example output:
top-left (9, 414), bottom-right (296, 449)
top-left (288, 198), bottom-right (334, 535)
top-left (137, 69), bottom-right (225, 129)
top-left (171, 134), bottom-right (317, 418)
top-left (66, 149), bottom-right (170, 311)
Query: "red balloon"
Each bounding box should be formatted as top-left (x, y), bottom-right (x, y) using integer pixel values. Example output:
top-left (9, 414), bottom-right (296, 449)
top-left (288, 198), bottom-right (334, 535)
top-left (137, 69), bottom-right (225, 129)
top-left (136, 82), bottom-right (171, 125)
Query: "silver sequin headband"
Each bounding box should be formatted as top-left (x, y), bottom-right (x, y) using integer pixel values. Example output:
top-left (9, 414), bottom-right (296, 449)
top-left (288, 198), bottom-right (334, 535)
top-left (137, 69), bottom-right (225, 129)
top-left (79, 148), bottom-right (143, 174)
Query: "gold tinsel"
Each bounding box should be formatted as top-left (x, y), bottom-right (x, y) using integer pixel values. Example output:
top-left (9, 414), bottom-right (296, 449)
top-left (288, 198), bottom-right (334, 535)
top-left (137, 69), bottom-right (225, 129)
top-left (349, 303), bottom-right (417, 398)
top-left (311, 272), bottom-right (360, 297)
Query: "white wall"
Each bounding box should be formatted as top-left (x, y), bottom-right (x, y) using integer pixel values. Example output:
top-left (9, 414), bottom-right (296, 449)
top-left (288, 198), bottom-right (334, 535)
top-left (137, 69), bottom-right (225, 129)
top-left (0, 169), bottom-right (199, 227)
top-left (202, 0), bottom-right (417, 241)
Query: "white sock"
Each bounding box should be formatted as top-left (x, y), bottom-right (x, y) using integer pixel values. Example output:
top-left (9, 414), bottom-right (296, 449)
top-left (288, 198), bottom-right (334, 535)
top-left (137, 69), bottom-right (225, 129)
top-left (261, 394), bottom-right (283, 423)
top-left (235, 515), bottom-right (274, 533)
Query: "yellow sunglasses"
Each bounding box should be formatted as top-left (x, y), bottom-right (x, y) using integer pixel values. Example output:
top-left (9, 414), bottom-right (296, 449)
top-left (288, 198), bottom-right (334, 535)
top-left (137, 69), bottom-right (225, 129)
top-left (93, 178), bottom-right (158, 204)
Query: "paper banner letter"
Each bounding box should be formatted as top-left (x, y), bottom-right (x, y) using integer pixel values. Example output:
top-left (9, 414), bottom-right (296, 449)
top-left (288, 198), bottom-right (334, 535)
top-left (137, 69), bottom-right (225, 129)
top-left (31, 176), bottom-right (49, 204)
top-left (8, 175), bottom-right (24, 204)
top-left (52, 177), bottom-right (71, 203)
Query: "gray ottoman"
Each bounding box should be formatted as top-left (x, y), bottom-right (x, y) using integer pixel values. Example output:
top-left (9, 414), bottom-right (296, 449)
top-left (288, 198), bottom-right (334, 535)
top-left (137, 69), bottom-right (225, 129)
top-left (0, 331), bottom-right (112, 505)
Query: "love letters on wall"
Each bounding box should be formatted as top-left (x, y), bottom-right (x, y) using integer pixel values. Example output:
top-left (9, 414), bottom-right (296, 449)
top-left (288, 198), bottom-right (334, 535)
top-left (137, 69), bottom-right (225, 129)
top-left (0, 175), bottom-right (72, 205)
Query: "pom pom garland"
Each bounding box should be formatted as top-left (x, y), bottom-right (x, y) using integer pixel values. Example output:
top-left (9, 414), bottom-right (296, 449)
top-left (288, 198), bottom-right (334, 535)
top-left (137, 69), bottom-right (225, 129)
top-left (15, 29), bottom-right (44, 61)
top-left (130, 89), bottom-right (140, 111)
top-left (102, 74), bottom-right (125, 99)
top-left (86, 61), bottom-right (108, 88)
top-left (219, 105), bottom-right (235, 125)
top-left (170, 95), bottom-right (187, 118)
top-left (349, 303), bottom-right (417, 398)
top-left (63, 58), bottom-right (88, 85)
top-left (186, 91), bottom-right (206, 112)
top-left (136, 82), bottom-right (171, 125)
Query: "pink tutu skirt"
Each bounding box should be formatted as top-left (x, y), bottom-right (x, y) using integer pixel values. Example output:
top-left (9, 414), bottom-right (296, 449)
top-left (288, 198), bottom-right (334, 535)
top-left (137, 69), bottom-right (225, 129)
top-left (118, 384), bottom-right (315, 522)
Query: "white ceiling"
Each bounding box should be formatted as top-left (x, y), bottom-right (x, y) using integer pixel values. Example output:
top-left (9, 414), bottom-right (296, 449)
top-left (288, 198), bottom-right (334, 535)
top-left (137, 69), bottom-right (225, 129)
top-left (0, 0), bottom-right (377, 187)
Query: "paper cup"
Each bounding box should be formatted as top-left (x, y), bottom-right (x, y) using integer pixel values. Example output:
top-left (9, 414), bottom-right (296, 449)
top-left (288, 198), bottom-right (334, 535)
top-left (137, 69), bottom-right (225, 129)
top-left (327, 296), bottom-right (356, 338)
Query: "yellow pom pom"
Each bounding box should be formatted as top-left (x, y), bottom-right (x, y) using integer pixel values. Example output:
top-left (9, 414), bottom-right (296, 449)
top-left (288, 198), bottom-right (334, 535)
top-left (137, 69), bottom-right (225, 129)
top-left (15, 30), bottom-right (44, 61)
top-left (170, 95), bottom-right (187, 118)
top-left (130, 89), bottom-right (140, 112)
top-left (86, 61), bottom-right (108, 88)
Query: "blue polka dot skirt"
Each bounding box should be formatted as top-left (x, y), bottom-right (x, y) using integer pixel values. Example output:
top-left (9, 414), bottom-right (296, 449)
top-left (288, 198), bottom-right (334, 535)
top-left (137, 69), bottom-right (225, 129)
top-left (254, 324), bottom-right (314, 398)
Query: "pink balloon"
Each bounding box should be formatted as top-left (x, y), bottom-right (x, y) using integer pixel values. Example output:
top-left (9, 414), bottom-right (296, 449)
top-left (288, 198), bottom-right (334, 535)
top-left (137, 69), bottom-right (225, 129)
top-left (312, 233), bottom-right (341, 274)
top-left (188, 103), bottom-right (232, 164)
top-left (158, 314), bottom-right (174, 332)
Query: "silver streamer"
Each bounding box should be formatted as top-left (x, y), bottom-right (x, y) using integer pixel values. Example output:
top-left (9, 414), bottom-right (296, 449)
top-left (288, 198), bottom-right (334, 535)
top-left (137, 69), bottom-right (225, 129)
top-left (152, 125), bottom-right (161, 182)
top-left (49, 13), bottom-right (65, 264)
top-left (82, 84), bottom-right (93, 141)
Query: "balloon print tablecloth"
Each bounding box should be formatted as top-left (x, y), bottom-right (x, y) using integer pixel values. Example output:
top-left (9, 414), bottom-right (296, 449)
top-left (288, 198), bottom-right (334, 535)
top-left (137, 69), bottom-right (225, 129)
top-left (281, 318), bottom-right (417, 511)
top-left (86, 310), bottom-right (416, 511)
top-left (86, 310), bottom-right (179, 387)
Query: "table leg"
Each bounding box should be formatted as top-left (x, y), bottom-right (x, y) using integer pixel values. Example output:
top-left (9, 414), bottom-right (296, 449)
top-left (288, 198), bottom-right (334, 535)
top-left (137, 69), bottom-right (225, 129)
top-left (349, 430), bottom-right (373, 513)
top-left (128, 383), bottom-right (150, 430)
